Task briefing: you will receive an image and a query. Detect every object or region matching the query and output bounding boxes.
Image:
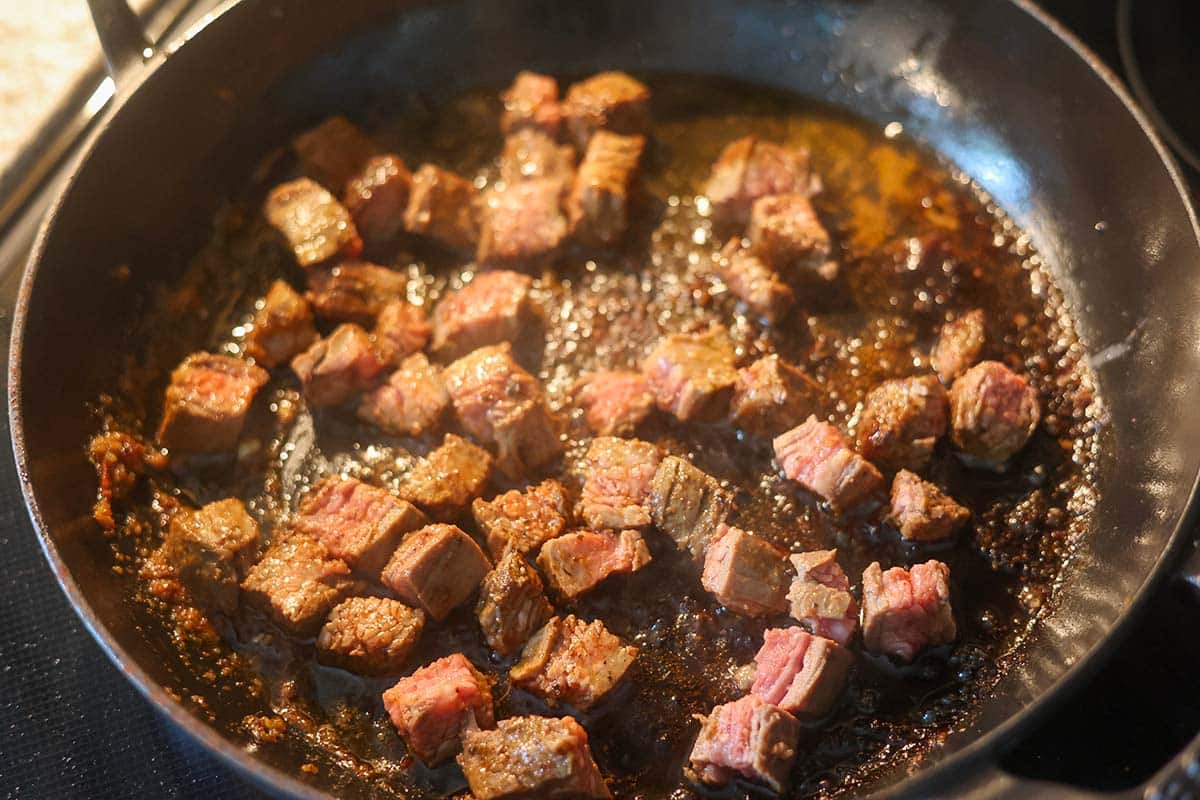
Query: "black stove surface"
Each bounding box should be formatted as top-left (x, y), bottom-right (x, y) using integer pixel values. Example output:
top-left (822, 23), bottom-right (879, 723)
top-left (1, 2), bottom-right (1197, 798)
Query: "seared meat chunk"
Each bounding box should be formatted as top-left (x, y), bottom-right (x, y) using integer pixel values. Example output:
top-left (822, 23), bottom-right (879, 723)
top-left (862, 560), bottom-right (956, 661)
top-left (399, 433), bottom-right (493, 518)
top-left (574, 370), bottom-right (655, 437)
top-left (704, 136), bottom-right (819, 225)
top-left (687, 695), bottom-right (800, 794)
top-left (431, 271), bottom-right (534, 360)
top-left (382, 653), bottom-right (494, 765)
top-left (292, 115), bottom-right (376, 189)
top-left (751, 627), bottom-right (852, 716)
top-left (949, 361), bottom-right (1040, 466)
top-left (304, 261), bottom-right (407, 324)
top-left (774, 416), bottom-right (884, 512)
top-left (244, 279), bottom-right (318, 368)
top-left (567, 130), bottom-right (645, 246)
top-left (403, 163), bottom-right (479, 251)
top-left (459, 716), bottom-right (610, 800)
top-left (889, 469), bottom-right (970, 542)
top-left (511, 614), bottom-right (637, 710)
top-left (478, 178), bottom-right (568, 268)
top-left (579, 436), bottom-right (662, 529)
top-left (500, 71), bottom-right (563, 137)
top-left (499, 129), bottom-right (575, 187)
top-left (157, 352), bottom-right (269, 453)
top-left (264, 177), bottom-right (362, 267)
top-left (748, 192), bottom-right (833, 272)
top-left (716, 240), bottom-right (795, 322)
top-left (294, 477), bottom-right (427, 577)
top-left (643, 325), bottom-right (739, 422)
top-left (537, 529), bottom-right (651, 599)
top-left (316, 596), bottom-right (425, 675)
top-left (89, 431), bottom-right (164, 531)
top-left (241, 529), bottom-right (358, 635)
top-left (357, 353), bottom-right (450, 437)
top-left (731, 355), bottom-right (823, 437)
top-left (856, 375), bottom-right (949, 473)
top-left (473, 479), bottom-right (570, 559)
top-left (372, 299), bottom-right (432, 367)
top-left (931, 309), bottom-right (985, 384)
top-left (562, 71), bottom-right (650, 149)
top-left (150, 498), bottom-right (259, 613)
top-left (649, 455), bottom-right (732, 561)
top-left (787, 549), bottom-right (857, 645)
top-left (381, 523), bottom-right (491, 621)
top-left (290, 323), bottom-right (386, 407)
top-left (701, 524), bottom-right (790, 617)
top-left (476, 550), bottom-right (553, 655)
top-left (342, 154), bottom-right (412, 243)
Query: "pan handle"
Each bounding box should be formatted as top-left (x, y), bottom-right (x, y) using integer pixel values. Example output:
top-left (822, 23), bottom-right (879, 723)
top-left (86, 0), bottom-right (154, 84)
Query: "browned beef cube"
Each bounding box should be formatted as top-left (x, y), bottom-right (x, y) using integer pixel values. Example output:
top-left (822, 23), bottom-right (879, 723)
top-left (704, 136), bottom-right (819, 225)
top-left (472, 479), bottom-right (570, 559)
top-left (316, 596), bottom-right (425, 675)
top-left (890, 470), bottom-right (971, 542)
top-left (431, 271), bottom-right (534, 360)
top-left (856, 375), bottom-right (949, 473)
top-left (157, 352), bottom-right (269, 453)
top-left (152, 498), bottom-right (259, 613)
top-left (748, 193), bottom-right (833, 273)
top-left (788, 549), bottom-right (857, 645)
top-left (649, 455), bottom-right (732, 561)
top-left (292, 116), bottom-right (376, 189)
top-left (499, 129), bottom-right (576, 188)
top-left (687, 695), bottom-right (800, 794)
top-left (579, 436), bottom-right (662, 529)
top-left (357, 353), bottom-right (449, 437)
top-left (716, 241), bottom-right (795, 322)
top-left (510, 614), bottom-right (637, 709)
top-left (931, 308), bottom-right (986, 384)
top-left (730, 354), bottom-right (823, 437)
top-left (562, 71), bottom-right (651, 149)
top-left (264, 178), bottom-right (362, 267)
top-left (501, 71), bottom-right (563, 137)
top-left (774, 416), bottom-right (884, 512)
top-left (381, 523), bottom-right (491, 621)
top-left (243, 280), bottom-right (318, 368)
top-left (443, 343), bottom-right (563, 478)
top-left (574, 370), bottom-right (654, 437)
top-left (477, 550), bottom-right (554, 655)
top-left (241, 529), bottom-right (358, 635)
top-left (478, 179), bottom-right (568, 268)
top-left (294, 477), bottom-right (427, 577)
top-left (567, 131), bottom-right (645, 246)
top-left (290, 323), bottom-right (386, 407)
top-left (459, 716), bottom-right (610, 800)
top-left (751, 627), bottom-right (852, 716)
top-left (399, 433), bottom-right (493, 518)
top-left (403, 163), bottom-right (479, 251)
top-left (949, 360), bottom-right (1040, 466)
top-left (537, 529), bottom-right (651, 599)
top-left (373, 299), bottom-right (432, 367)
top-left (382, 653), bottom-right (495, 765)
top-left (304, 261), bottom-right (408, 324)
top-left (342, 154), bottom-right (412, 243)
top-left (643, 325), bottom-right (739, 422)
top-left (861, 560), bottom-right (956, 662)
top-left (701, 524), bottom-right (791, 617)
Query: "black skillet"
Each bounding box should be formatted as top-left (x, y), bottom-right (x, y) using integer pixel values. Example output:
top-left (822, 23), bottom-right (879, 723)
top-left (10, 0), bottom-right (1200, 797)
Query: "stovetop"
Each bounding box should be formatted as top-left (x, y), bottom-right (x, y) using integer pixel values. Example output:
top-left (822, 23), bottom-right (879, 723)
top-left (1, 2), bottom-right (1197, 798)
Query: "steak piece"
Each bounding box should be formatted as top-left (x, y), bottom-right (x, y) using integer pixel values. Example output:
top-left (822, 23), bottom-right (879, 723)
top-left (294, 477), bottom-right (428, 577)
top-left (304, 261), bottom-right (408, 324)
top-left (316, 596), bottom-right (426, 675)
top-left (478, 178), bottom-right (568, 268)
top-left (931, 309), bottom-right (986, 384)
top-left (562, 71), bottom-right (650, 149)
top-left (716, 241), bottom-right (795, 323)
top-left (244, 279), bottom-right (319, 368)
top-left (751, 627), bottom-right (852, 716)
top-left (704, 136), bottom-right (819, 225)
top-left (889, 469), bottom-right (970, 542)
top-left (399, 433), bottom-right (493, 518)
top-left (787, 549), bottom-right (858, 645)
top-left (403, 163), bottom-right (479, 252)
top-left (855, 375), bottom-right (949, 473)
top-left (747, 193), bottom-right (833, 272)
top-left (511, 614), bottom-right (637, 710)
top-left (431, 271), bottom-right (534, 360)
top-left (381, 523), bottom-right (491, 621)
top-left (382, 653), bottom-right (495, 765)
top-left (292, 115), bottom-right (376, 189)
top-left (567, 130), bottom-right (646, 246)
top-left (473, 479), bottom-right (570, 559)
top-left (578, 436), bottom-right (663, 529)
top-left (150, 498), bottom-right (260, 613)
top-left (537, 529), bottom-right (652, 599)
top-left (241, 529), bottom-right (358, 635)
top-left (499, 129), bottom-right (576, 188)
top-left (574, 370), bottom-right (655, 437)
top-left (372, 299), bottom-right (432, 367)
top-left (500, 71), bottom-right (563, 137)
top-left (357, 353), bottom-right (450, 437)
top-left (774, 416), bottom-right (884, 513)
top-left (476, 550), bottom-right (554, 655)
top-left (949, 361), bottom-right (1041, 466)
top-left (730, 354), bottom-right (823, 437)
top-left (861, 560), bottom-right (956, 662)
top-left (264, 177), bottom-right (362, 267)
top-left (342, 154), bottom-right (412, 243)
top-left (701, 524), bottom-right (791, 617)
top-left (157, 352), bottom-right (269, 453)
top-left (649, 455), bottom-right (732, 561)
top-left (459, 716), bottom-right (610, 800)
top-left (687, 695), bottom-right (800, 794)
top-left (643, 325), bottom-right (739, 422)
top-left (290, 323), bottom-right (386, 407)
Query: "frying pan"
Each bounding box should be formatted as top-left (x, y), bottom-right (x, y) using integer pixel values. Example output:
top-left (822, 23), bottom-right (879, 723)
top-left (10, 0), bottom-right (1200, 797)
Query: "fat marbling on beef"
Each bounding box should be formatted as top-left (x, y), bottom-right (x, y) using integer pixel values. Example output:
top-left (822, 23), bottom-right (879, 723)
top-left (290, 323), bottom-right (386, 407)
top-left (510, 614), bottom-right (637, 710)
top-left (774, 415), bottom-right (884, 513)
top-left (751, 626), bottom-right (852, 716)
top-left (701, 523), bottom-right (791, 617)
top-left (431, 271), bottom-right (535, 360)
top-left (649, 455), bottom-right (732, 561)
top-left (398, 433), bottom-right (493, 519)
top-left (156, 352), bottom-right (269, 453)
top-left (458, 715), bottom-right (610, 800)
top-left (240, 529), bottom-right (360, 635)
top-left (787, 549), bottom-right (858, 645)
top-left (889, 470), bottom-right (970, 542)
top-left (578, 436), bottom-right (663, 529)
top-left (380, 523), bottom-right (492, 621)
top-left (537, 529), bottom-right (651, 599)
top-left (561, 71), bottom-right (650, 149)
top-left (356, 353), bottom-right (450, 437)
top-left (382, 652), bottom-right (495, 765)
top-left (949, 360), bottom-right (1041, 467)
top-left (264, 177), bottom-right (362, 267)
top-left (687, 695), bottom-right (800, 794)
top-left (861, 560), bottom-right (956, 662)
top-left (643, 324), bottom-right (739, 422)
top-left (855, 374), bottom-right (949, 473)
top-left (472, 479), bottom-right (570, 559)
top-left (243, 279), bottom-right (318, 368)
top-left (316, 596), bottom-right (425, 675)
top-left (342, 153), bottom-right (412, 243)
top-left (476, 550), bottom-right (554, 655)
